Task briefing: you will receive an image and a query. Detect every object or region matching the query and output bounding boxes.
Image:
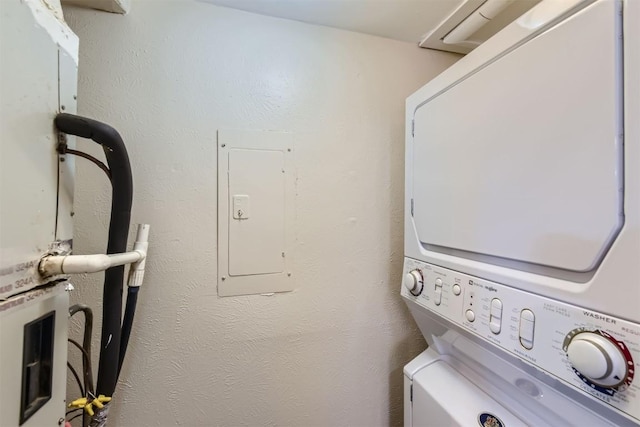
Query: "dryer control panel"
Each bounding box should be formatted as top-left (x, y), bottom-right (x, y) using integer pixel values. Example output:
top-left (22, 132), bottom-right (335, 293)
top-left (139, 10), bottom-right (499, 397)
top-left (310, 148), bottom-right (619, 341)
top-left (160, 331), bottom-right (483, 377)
top-left (402, 257), bottom-right (640, 424)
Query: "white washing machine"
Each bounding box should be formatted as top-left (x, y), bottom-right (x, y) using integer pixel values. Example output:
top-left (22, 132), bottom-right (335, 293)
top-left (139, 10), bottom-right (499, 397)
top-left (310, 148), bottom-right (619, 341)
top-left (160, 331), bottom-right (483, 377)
top-left (403, 0), bottom-right (640, 425)
top-left (404, 330), bottom-right (623, 426)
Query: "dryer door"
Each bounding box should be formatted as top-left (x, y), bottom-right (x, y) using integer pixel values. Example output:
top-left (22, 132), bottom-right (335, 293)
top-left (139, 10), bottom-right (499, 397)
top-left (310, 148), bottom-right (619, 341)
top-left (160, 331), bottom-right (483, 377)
top-left (412, 360), bottom-right (525, 427)
top-left (411, 0), bottom-right (623, 273)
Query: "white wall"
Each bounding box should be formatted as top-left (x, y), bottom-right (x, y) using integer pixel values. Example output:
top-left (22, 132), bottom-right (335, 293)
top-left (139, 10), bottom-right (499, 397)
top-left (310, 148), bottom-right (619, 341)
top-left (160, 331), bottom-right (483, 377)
top-left (62, 1), bottom-right (459, 425)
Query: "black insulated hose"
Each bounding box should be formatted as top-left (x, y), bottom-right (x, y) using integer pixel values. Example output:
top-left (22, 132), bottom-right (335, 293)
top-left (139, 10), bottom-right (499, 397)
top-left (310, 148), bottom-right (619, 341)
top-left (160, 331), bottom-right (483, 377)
top-left (118, 286), bottom-right (139, 377)
top-left (55, 113), bottom-right (133, 397)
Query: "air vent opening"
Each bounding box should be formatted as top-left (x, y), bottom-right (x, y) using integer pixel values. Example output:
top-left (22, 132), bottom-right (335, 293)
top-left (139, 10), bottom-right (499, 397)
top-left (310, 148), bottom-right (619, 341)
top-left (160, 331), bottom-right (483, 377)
top-left (419, 0), bottom-right (541, 54)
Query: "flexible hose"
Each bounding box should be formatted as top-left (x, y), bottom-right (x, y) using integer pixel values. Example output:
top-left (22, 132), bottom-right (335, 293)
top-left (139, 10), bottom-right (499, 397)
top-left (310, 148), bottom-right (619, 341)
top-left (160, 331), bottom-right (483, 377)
top-left (118, 286), bottom-right (139, 377)
top-left (55, 113), bottom-right (133, 397)
top-left (69, 304), bottom-right (94, 395)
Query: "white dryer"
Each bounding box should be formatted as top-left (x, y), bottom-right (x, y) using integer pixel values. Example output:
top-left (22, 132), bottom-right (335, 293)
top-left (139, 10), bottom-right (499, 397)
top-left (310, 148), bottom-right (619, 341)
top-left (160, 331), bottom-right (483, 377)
top-left (403, 0), bottom-right (640, 425)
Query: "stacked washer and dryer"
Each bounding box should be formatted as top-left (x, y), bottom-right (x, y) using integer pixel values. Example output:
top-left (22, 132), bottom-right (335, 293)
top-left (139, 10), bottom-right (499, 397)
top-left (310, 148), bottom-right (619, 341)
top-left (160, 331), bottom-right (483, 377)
top-left (402, 0), bottom-right (639, 426)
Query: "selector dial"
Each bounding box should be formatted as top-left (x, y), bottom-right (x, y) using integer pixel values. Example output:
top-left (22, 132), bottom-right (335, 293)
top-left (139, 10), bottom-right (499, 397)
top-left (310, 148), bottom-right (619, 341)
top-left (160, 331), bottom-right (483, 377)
top-left (403, 269), bottom-right (424, 296)
top-left (565, 330), bottom-right (633, 390)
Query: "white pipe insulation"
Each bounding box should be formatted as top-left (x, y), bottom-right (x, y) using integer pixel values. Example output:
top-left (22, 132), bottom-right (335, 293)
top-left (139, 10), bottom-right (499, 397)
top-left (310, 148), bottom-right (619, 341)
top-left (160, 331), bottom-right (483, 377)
top-left (39, 224), bottom-right (150, 280)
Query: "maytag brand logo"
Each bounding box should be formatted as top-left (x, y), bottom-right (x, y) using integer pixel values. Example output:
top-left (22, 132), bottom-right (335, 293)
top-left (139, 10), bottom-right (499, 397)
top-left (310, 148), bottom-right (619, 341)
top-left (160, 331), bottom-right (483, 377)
top-left (583, 311), bottom-right (616, 324)
top-left (484, 285), bottom-right (497, 293)
top-left (478, 412), bottom-right (503, 427)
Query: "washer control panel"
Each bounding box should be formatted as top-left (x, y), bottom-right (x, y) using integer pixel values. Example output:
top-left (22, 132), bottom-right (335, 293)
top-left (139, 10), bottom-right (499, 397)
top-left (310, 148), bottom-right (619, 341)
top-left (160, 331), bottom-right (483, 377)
top-left (401, 258), bottom-right (640, 423)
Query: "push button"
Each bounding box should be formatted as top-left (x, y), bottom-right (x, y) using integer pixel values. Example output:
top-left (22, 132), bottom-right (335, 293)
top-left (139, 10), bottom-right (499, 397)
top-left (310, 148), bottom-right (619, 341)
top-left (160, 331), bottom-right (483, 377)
top-left (519, 309), bottom-right (535, 349)
top-left (465, 309), bottom-right (475, 322)
top-left (489, 298), bottom-right (502, 334)
top-left (452, 284), bottom-right (461, 296)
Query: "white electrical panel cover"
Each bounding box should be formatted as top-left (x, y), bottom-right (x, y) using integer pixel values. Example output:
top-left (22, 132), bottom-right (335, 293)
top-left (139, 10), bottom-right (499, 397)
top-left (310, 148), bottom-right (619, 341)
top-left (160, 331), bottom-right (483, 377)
top-left (217, 130), bottom-right (295, 296)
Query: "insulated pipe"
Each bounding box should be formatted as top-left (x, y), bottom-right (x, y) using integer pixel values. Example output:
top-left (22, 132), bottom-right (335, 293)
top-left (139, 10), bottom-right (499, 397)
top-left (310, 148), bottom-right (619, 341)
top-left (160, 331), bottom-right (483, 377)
top-left (55, 113), bottom-right (133, 398)
top-left (40, 251), bottom-right (144, 275)
top-left (102, 225), bottom-right (150, 422)
top-left (118, 224), bottom-right (150, 378)
top-left (117, 287), bottom-right (139, 377)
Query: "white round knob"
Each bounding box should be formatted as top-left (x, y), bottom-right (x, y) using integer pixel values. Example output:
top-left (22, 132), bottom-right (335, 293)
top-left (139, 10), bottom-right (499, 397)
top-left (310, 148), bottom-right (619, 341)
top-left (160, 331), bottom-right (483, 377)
top-left (566, 332), bottom-right (628, 387)
top-left (403, 270), bottom-right (423, 295)
top-left (452, 284), bottom-right (461, 296)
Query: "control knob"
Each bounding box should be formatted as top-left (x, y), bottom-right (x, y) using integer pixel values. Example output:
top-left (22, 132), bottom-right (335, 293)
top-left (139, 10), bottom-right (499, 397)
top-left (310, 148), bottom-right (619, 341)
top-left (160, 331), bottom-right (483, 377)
top-left (565, 331), bottom-right (632, 389)
top-left (403, 269), bottom-right (423, 296)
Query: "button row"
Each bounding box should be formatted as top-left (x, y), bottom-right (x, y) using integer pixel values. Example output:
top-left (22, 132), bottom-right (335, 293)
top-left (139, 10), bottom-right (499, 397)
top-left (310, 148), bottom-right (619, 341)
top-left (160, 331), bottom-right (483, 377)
top-left (464, 296), bottom-right (535, 350)
top-left (407, 271), bottom-right (536, 351)
top-left (433, 279), bottom-right (462, 306)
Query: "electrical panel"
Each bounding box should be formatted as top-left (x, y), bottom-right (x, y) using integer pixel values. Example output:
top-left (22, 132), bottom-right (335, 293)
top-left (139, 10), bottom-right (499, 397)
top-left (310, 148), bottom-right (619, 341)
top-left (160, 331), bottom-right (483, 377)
top-left (217, 130), bottom-right (295, 296)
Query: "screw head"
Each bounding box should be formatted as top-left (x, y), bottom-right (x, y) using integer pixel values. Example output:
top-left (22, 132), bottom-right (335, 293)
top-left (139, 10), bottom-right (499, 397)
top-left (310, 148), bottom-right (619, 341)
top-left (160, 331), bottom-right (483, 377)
top-left (221, 144), bottom-right (226, 148)
top-left (287, 272), bottom-right (292, 277)
top-left (221, 276), bottom-right (226, 281)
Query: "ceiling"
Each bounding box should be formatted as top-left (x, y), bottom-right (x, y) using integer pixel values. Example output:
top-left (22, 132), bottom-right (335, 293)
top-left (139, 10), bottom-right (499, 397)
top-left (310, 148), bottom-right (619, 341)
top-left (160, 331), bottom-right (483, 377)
top-left (199, 0), bottom-right (465, 43)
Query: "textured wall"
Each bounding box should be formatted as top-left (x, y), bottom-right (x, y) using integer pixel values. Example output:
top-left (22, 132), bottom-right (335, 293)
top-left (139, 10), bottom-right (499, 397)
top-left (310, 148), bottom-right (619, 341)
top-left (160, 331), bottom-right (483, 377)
top-left (62, 1), bottom-right (459, 425)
